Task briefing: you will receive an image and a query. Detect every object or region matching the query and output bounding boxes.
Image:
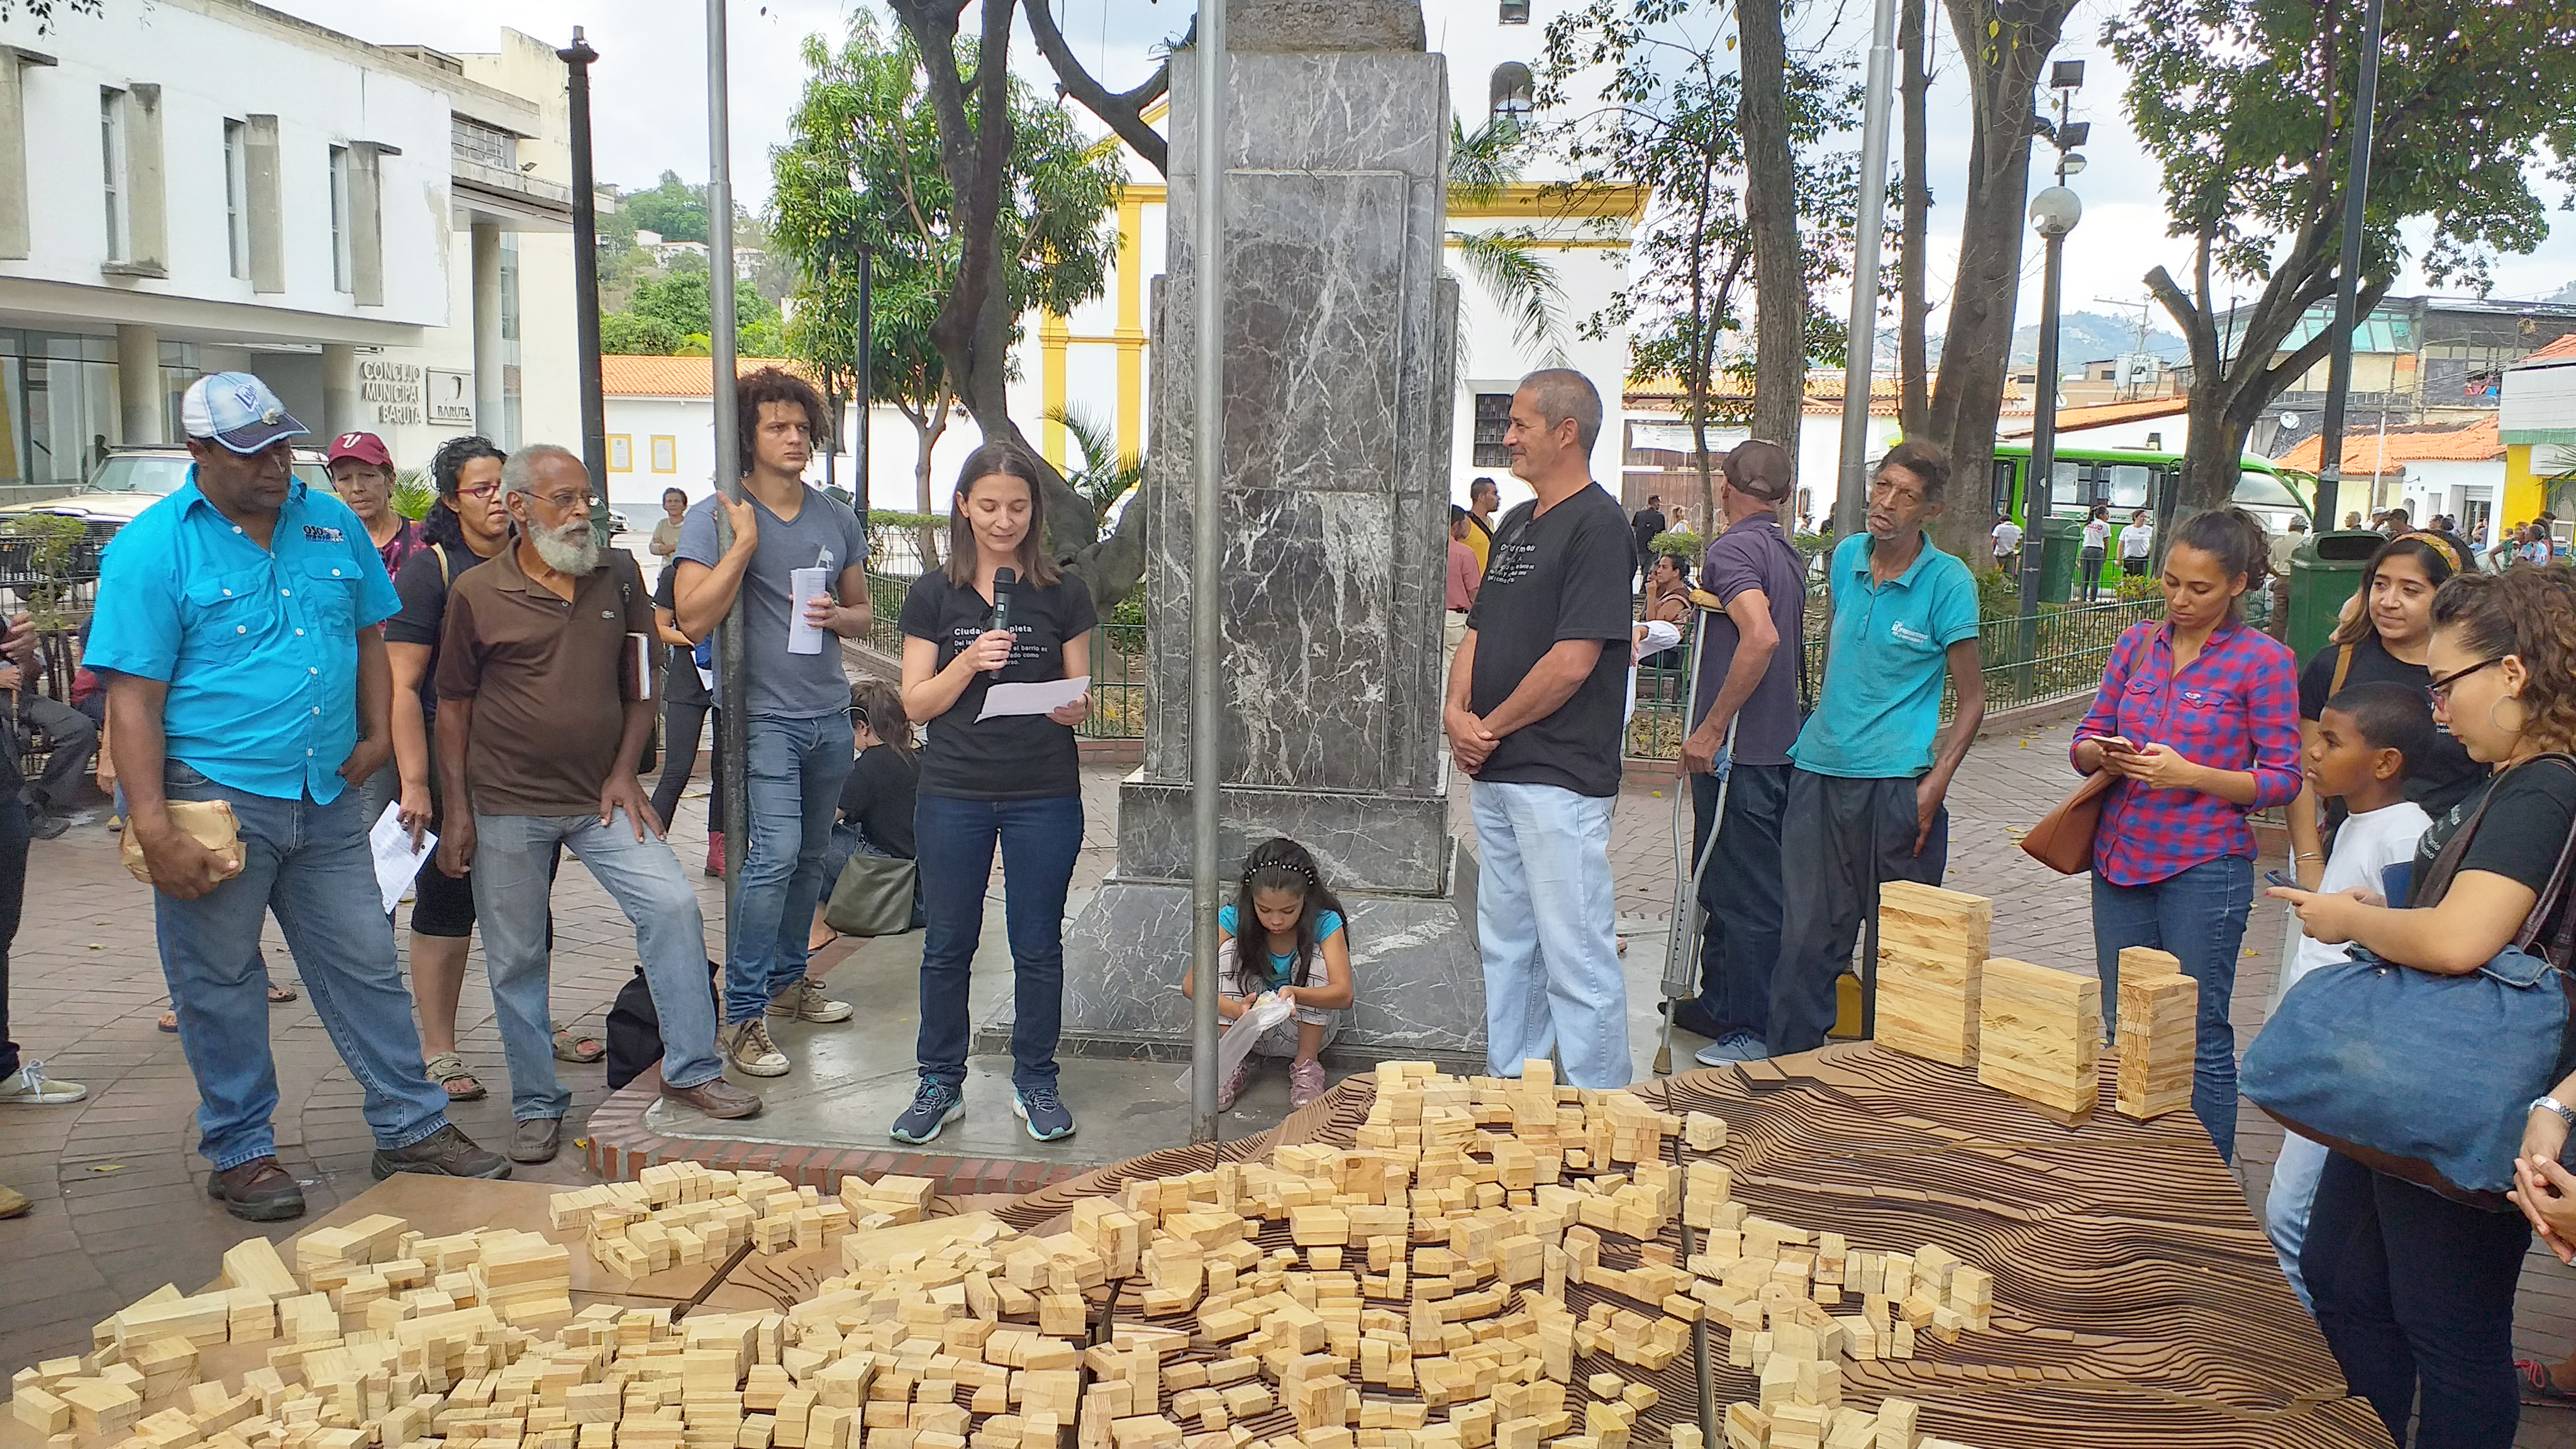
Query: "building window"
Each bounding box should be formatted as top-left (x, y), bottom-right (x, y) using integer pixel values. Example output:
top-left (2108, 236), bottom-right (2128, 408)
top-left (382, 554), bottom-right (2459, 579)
top-left (608, 436), bottom-right (633, 472)
top-left (99, 89), bottom-right (127, 261)
top-left (1500, 0), bottom-right (1530, 21)
top-left (223, 120), bottom-right (249, 280)
top-left (650, 436), bottom-right (677, 473)
top-left (328, 144), bottom-right (352, 292)
top-left (1472, 392), bottom-right (1514, 467)
top-left (1489, 64), bottom-right (1535, 127)
top-left (450, 115), bottom-right (516, 170)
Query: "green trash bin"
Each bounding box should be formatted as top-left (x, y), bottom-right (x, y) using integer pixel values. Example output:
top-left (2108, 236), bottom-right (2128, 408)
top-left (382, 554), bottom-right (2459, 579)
top-left (2287, 530), bottom-right (2384, 662)
top-left (2035, 516), bottom-right (2084, 604)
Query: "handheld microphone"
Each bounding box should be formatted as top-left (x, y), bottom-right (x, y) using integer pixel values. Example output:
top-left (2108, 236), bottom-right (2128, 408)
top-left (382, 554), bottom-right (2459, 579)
top-left (987, 567), bottom-right (1017, 671)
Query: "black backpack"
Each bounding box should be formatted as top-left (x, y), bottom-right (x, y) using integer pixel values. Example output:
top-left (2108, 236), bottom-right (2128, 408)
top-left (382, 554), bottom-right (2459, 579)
top-left (604, 960), bottom-right (723, 1092)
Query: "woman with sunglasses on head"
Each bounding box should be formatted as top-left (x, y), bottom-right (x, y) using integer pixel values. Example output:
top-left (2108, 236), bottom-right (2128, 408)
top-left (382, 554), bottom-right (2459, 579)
top-left (2287, 533), bottom-right (2487, 891)
top-left (2272, 566), bottom-right (2576, 1448)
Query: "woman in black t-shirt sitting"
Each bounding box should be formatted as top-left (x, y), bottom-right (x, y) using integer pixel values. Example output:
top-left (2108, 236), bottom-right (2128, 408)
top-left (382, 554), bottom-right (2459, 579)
top-left (890, 444), bottom-right (1096, 1148)
top-left (2271, 566), bottom-right (2576, 1446)
top-left (2287, 532), bottom-right (2482, 887)
top-left (807, 679), bottom-right (919, 952)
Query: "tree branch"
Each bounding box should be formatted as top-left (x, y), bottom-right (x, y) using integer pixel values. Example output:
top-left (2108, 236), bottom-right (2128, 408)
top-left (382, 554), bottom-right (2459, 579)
top-left (1025, 0), bottom-right (1170, 176)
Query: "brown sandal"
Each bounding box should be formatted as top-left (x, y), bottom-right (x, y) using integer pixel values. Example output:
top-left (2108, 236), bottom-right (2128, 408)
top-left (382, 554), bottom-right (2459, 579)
top-left (551, 1025), bottom-right (605, 1065)
top-left (423, 1052), bottom-right (487, 1101)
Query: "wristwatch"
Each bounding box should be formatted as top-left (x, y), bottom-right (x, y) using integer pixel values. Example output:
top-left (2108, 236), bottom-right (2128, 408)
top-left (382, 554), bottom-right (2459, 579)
top-left (2532, 1096), bottom-right (2576, 1130)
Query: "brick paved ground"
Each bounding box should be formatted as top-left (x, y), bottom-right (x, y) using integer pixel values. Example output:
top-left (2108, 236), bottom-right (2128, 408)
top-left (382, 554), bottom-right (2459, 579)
top-left (9, 702), bottom-right (2576, 1443)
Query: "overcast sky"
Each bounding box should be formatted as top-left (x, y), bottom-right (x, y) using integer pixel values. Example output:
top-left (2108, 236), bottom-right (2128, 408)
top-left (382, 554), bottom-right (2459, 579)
top-left (266, 0), bottom-right (2576, 336)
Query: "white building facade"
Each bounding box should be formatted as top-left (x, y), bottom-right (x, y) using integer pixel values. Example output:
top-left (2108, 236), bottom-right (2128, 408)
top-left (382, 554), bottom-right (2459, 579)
top-left (0, 0), bottom-right (579, 497)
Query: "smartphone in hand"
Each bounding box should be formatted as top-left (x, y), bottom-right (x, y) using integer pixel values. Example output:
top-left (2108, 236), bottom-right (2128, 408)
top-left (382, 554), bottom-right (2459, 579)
top-left (2094, 734), bottom-right (2140, 756)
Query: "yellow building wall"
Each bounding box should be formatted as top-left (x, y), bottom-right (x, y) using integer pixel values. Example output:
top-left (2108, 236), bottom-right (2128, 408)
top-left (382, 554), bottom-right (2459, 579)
top-left (2507, 443), bottom-right (2545, 523)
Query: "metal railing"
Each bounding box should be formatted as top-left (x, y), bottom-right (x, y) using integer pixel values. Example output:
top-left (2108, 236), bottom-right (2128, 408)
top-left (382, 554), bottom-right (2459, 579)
top-left (864, 569), bottom-right (1145, 741)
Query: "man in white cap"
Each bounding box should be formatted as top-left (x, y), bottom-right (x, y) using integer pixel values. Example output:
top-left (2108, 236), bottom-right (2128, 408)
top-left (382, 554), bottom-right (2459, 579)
top-left (87, 372), bottom-right (509, 1221)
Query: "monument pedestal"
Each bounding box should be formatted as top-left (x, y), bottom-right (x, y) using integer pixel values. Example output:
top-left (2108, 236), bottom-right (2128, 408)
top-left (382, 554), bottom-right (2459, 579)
top-left (1018, 3), bottom-right (1483, 1069)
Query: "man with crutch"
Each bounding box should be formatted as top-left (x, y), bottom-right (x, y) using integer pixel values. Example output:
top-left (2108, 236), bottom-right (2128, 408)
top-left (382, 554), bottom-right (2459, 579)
top-left (1663, 441), bottom-right (1809, 1065)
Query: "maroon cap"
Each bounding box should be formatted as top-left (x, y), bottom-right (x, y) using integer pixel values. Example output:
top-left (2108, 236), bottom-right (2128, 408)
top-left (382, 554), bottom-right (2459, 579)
top-left (326, 431), bottom-right (392, 469)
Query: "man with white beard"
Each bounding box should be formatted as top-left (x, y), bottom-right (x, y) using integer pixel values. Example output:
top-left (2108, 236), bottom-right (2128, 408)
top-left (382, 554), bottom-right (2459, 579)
top-left (435, 445), bottom-right (760, 1162)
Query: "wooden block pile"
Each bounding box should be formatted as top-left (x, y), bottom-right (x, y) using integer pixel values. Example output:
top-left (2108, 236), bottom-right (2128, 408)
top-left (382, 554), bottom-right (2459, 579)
top-left (1872, 884), bottom-right (1989, 1069)
top-left (840, 1175), bottom-right (940, 1231)
top-left (550, 1167), bottom-right (862, 1280)
top-left (1974, 959), bottom-right (2101, 1126)
top-left (2112, 948), bottom-right (2195, 1123)
top-left (13, 1061), bottom-right (2009, 1449)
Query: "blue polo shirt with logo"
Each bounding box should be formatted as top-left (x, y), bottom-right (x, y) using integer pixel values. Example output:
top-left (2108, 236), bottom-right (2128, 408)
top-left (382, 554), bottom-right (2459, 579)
top-left (87, 474), bottom-right (401, 803)
top-left (1789, 531), bottom-right (1979, 779)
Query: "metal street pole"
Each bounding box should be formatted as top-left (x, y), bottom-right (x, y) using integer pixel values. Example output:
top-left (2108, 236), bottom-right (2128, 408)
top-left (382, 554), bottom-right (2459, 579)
top-left (706, 0), bottom-right (749, 892)
top-left (559, 28), bottom-right (609, 540)
top-left (2312, 0), bottom-right (2385, 530)
top-left (1829, 0), bottom-right (1899, 543)
top-left (1187, 0), bottom-right (1228, 1145)
top-left (855, 243), bottom-right (872, 536)
top-left (2021, 193), bottom-right (2080, 691)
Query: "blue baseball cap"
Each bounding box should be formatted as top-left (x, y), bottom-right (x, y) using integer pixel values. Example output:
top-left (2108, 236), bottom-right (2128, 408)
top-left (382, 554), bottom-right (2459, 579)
top-left (180, 372), bottom-right (308, 455)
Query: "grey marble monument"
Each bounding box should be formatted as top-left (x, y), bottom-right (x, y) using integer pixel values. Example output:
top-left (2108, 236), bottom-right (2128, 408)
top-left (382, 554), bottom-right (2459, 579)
top-left (992, 0), bottom-right (1485, 1068)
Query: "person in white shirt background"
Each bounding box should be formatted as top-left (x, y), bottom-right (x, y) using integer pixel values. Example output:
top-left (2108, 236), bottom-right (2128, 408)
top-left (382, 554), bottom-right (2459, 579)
top-left (2119, 509), bottom-right (2155, 579)
top-left (2079, 504), bottom-right (2111, 604)
top-left (1990, 511), bottom-right (2023, 575)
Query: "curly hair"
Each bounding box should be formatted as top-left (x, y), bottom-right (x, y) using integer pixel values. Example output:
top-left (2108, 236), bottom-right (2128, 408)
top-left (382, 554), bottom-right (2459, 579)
top-left (421, 435), bottom-right (506, 549)
top-left (736, 367), bottom-right (831, 476)
top-left (2430, 566), bottom-right (2576, 754)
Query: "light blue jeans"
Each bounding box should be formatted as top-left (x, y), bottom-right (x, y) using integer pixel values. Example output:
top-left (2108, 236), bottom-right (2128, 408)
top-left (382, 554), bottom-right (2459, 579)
top-left (155, 762), bottom-right (451, 1170)
top-left (471, 810), bottom-right (725, 1119)
top-left (2092, 853), bottom-right (2254, 1160)
top-left (1472, 779), bottom-right (1628, 1088)
top-left (723, 713), bottom-right (855, 1024)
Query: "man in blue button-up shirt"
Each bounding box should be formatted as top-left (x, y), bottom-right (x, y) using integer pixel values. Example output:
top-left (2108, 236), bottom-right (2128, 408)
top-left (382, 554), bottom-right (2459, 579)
top-left (88, 372), bottom-right (508, 1221)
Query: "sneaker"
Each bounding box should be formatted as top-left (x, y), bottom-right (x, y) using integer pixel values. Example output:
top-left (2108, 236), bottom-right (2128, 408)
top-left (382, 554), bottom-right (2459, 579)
top-left (370, 1124), bottom-right (513, 1182)
top-left (1013, 1084), bottom-right (1077, 1142)
top-left (1695, 1031), bottom-right (1771, 1066)
top-left (28, 811), bottom-right (69, 841)
top-left (1288, 1058), bottom-right (1328, 1109)
top-left (1216, 1059), bottom-right (1254, 1113)
top-left (206, 1157), bottom-right (305, 1221)
top-left (890, 1078), bottom-right (963, 1145)
top-left (0, 1182), bottom-right (26, 1219)
top-left (721, 1019), bottom-right (791, 1077)
top-left (767, 978), bottom-right (853, 1024)
top-left (508, 1117), bottom-right (562, 1165)
top-left (662, 1075), bottom-right (764, 1120)
top-left (0, 1060), bottom-right (86, 1106)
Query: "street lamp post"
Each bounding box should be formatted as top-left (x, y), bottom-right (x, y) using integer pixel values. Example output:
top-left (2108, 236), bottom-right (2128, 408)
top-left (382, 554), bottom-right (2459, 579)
top-left (2017, 70), bottom-right (2083, 683)
top-left (558, 28), bottom-right (608, 541)
top-left (2314, 0), bottom-right (2387, 531)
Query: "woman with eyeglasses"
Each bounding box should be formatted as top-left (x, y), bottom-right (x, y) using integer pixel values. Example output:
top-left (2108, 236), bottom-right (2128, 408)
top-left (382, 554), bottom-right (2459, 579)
top-left (2270, 566), bottom-right (2576, 1446)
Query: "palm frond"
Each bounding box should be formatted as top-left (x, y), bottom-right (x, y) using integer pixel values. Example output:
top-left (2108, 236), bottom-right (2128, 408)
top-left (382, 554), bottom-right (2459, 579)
top-left (1452, 226), bottom-right (1569, 365)
top-left (1448, 116), bottom-right (1528, 208)
top-left (1043, 402), bottom-right (1145, 514)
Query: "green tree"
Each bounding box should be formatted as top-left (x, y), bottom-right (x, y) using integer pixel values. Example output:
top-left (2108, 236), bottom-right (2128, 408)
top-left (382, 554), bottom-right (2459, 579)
top-left (600, 313), bottom-right (686, 355)
top-left (1539, 0), bottom-right (1859, 529)
top-left (608, 261), bottom-right (784, 357)
top-left (1447, 118), bottom-right (1572, 367)
top-left (2109, 0), bottom-right (2576, 511)
top-left (1046, 404), bottom-right (1146, 519)
top-left (624, 170), bottom-right (713, 245)
top-left (776, 12), bottom-right (1124, 579)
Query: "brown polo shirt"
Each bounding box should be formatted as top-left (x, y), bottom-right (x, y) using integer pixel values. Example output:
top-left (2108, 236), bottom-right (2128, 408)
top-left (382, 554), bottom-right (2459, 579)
top-left (436, 541), bottom-right (650, 816)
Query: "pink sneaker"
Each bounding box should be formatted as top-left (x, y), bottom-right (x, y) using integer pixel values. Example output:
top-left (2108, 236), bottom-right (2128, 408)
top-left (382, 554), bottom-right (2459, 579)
top-left (1217, 1059), bottom-right (1254, 1113)
top-left (1289, 1058), bottom-right (1327, 1109)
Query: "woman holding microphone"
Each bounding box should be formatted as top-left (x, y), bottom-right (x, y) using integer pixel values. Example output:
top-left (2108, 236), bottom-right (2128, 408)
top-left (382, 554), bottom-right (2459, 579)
top-left (893, 444), bottom-right (1094, 1146)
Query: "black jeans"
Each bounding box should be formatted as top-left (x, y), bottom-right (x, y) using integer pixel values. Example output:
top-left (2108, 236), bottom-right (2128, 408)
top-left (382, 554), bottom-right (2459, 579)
top-left (2304, 1151), bottom-right (2530, 1448)
top-left (1690, 761), bottom-right (1791, 1039)
top-left (650, 694), bottom-right (725, 833)
top-left (1765, 769), bottom-right (1949, 1055)
top-left (0, 796), bottom-right (25, 1080)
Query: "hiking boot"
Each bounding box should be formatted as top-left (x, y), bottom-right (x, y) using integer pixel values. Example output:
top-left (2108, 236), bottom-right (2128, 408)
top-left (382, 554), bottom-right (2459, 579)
top-left (1289, 1058), bottom-right (1328, 1109)
top-left (0, 1060), bottom-right (87, 1106)
top-left (1013, 1084), bottom-right (1076, 1143)
top-left (890, 1078), bottom-right (963, 1145)
top-left (662, 1075), bottom-right (763, 1120)
top-left (767, 977), bottom-right (853, 1023)
top-left (207, 1157), bottom-right (305, 1221)
top-left (721, 1019), bottom-right (791, 1077)
top-left (509, 1117), bottom-right (562, 1164)
top-left (370, 1124), bottom-right (512, 1181)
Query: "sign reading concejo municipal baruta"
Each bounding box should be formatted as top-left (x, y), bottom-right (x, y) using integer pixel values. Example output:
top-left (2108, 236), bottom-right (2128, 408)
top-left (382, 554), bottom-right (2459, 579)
top-left (360, 360), bottom-right (425, 427)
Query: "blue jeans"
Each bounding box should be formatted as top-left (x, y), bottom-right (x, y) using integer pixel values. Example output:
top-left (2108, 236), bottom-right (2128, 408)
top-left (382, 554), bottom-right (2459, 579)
top-left (723, 713), bottom-right (855, 1024)
top-left (154, 763), bottom-right (450, 1170)
top-left (914, 793), bottom-right (1084, 1091)
top-left (1472, 780), bottom-right (1627, 1089)
top-left (2091, 853), bottom-right (2252, 1160)
top-left (1690, 761), bottom-right (1790, 1038)
top-left (471, 810), bottom-right (726, 1119)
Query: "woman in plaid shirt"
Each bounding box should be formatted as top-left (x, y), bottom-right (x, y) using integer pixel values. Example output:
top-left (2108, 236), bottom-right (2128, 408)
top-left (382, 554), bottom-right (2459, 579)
top-left (2074, 508), bottom-right (2302, 1161)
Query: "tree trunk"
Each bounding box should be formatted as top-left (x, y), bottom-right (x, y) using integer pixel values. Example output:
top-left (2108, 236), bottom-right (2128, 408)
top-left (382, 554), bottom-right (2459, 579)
top-left (1897, 0), bottom-right (1931, 440)
top-left (911, 395), bottom-right (950, 570)
top-left (1737, 0), bottom-right (1804, 476)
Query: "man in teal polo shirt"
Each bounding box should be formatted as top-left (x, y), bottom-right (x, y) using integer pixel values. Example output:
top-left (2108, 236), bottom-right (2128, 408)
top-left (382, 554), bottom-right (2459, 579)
top-left (1765, 440), bottom-right (1986, 1056)
top-left (89, 372), bottom-right (508, 1222)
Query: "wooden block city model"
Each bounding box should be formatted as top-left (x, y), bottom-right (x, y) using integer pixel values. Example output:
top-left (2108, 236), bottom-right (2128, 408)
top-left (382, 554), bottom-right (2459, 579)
top-left (12, 888), bottom-right (2197, 1449)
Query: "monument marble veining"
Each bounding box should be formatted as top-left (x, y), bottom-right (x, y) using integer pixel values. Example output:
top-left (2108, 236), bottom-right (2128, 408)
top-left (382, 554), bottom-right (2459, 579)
top-left (988, 0), bottom-right (1487, 1067)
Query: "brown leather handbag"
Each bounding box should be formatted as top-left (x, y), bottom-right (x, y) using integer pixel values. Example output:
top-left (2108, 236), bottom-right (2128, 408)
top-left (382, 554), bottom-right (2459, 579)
top-left (2019, 769), bottom-right (2116, 875)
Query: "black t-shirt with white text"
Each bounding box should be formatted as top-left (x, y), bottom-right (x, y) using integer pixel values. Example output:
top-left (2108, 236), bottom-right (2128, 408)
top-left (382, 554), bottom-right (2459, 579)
top-left (898, 568), bottom-right (1097, 801)
top-left (1466, 483), bottom-right (1638, 797)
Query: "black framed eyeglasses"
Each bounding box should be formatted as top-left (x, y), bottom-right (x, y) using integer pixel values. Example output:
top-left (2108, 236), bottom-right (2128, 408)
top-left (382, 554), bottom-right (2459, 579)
top-left (2428, 657), bottom-right (2501, 702)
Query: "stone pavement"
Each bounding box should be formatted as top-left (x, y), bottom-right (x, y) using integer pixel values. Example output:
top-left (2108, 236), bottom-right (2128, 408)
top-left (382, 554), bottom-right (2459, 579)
top-left (8, 704), bottom-right (2576, 1445)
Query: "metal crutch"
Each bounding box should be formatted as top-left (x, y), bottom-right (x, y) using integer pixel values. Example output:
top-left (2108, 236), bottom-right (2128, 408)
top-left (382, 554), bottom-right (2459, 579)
top-left (1655, 592), bottom-right (1740, 1076)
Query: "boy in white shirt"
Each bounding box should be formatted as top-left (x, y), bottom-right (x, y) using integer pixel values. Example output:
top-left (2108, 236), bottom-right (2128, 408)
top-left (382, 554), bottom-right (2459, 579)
top-left (2265, 680), bottom-right (2436, 1311)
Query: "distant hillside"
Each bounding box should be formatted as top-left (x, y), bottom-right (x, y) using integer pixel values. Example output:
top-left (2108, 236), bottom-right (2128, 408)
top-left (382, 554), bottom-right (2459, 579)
top-left (2006, 310), bottom-right (2189, 369)
top-left (2548, 279), bottom-right (2576, 305)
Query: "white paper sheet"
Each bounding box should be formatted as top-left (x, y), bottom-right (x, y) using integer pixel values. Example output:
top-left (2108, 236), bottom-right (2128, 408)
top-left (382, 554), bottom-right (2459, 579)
top-left (974, 675), bottom-right (1092, 722)
top-left (369, 802), bottom-right (436, 916)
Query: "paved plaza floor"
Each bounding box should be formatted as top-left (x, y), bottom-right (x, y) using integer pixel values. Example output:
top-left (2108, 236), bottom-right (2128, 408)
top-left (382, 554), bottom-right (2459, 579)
top-left (8, 706), bottom-right (2576, 1443)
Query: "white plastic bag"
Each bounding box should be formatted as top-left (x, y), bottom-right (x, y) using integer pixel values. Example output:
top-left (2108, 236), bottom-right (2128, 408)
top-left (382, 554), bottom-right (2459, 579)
top-left (1177, 991), bottom-right (1295, 1097)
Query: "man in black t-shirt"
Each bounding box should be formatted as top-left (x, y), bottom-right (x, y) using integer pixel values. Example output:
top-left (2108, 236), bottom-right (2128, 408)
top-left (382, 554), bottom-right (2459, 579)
top-left (1631, 496), bottom-right (1667, 589)
top-left (1445, 369), bottom-right (1638, 1090)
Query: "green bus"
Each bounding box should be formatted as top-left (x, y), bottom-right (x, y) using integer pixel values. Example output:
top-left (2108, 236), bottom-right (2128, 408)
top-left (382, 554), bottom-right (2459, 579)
top-left (1990, 444), bottom-right (2317, 540)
